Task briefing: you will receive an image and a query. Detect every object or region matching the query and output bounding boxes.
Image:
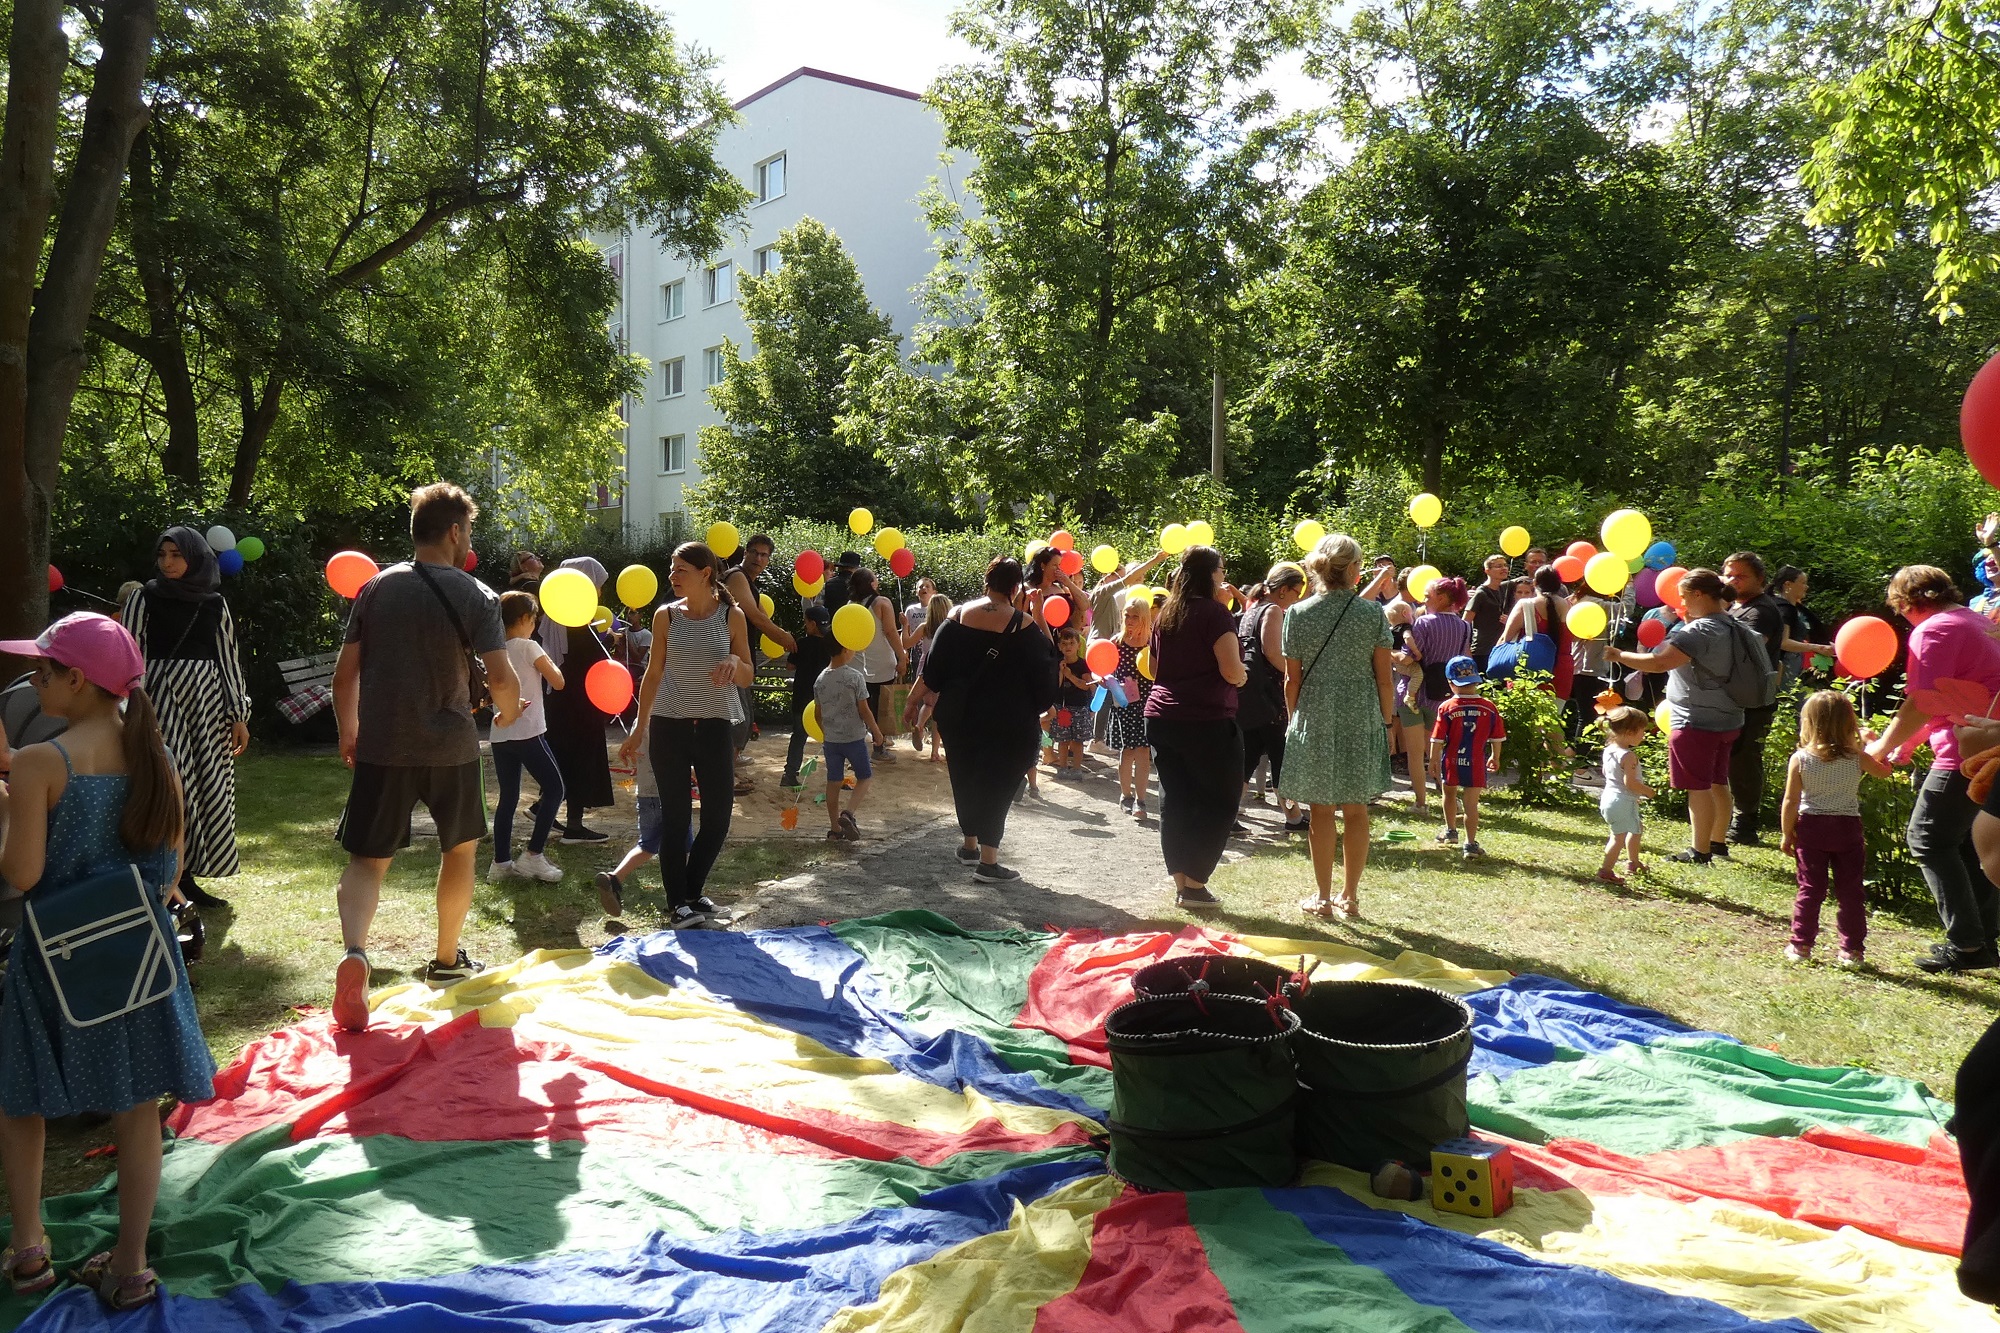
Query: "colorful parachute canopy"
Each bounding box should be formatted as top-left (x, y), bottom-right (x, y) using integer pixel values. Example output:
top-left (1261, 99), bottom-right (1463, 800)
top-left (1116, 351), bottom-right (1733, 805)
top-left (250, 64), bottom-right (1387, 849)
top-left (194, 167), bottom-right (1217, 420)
top-left (4, 913), bottom-right (1973, 1332)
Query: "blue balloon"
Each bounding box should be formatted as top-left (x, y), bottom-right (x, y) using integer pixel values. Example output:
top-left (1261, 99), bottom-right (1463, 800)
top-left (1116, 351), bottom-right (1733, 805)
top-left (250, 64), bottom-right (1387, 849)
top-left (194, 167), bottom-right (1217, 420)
top-left (1642, 541), bottom-right (1676, 571)
top-left (1091, 685), bottom-right (1107, 712)
top-left (217, 548), bottom-right (244, 576)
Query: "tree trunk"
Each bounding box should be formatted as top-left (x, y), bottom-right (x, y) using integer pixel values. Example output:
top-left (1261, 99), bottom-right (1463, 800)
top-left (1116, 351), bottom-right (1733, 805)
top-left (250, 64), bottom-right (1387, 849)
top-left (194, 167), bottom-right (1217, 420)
top-left (129, 125), bottom-right (201, 487)
top-left (0, 0), bottom-right (70, 643)
top-left (229, 369), bottom-right (284, 507)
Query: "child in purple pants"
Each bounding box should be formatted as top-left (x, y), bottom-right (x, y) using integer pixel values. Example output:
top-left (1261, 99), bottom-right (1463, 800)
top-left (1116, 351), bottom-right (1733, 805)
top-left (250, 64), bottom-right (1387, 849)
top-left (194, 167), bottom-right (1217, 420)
top-left (1779, 691), bottom-right (1892, 967)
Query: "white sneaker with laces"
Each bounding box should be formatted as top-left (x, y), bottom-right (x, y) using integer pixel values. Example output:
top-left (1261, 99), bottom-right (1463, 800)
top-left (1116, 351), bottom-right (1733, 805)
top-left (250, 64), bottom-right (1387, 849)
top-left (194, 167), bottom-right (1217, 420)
top-left (486, 859), bottom-right (520, 882)
top-left (515, 850), bottom-right (563, 883)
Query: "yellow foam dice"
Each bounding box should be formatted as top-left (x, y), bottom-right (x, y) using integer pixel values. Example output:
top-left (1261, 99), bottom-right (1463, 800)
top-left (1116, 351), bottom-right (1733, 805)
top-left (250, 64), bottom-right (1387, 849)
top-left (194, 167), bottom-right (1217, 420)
top-left (1431, 1137), bottom-right (1513, 1217)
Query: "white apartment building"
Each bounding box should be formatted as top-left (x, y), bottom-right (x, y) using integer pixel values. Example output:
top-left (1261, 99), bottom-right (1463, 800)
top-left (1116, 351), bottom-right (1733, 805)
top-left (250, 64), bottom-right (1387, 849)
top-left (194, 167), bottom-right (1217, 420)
top-left (593, 67), bottom-right (968, 541)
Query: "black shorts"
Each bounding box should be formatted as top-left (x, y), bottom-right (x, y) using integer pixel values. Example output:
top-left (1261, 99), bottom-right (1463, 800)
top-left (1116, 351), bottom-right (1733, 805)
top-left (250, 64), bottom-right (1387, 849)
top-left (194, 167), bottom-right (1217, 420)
top-left (338, 761), bottom-right (487, 858)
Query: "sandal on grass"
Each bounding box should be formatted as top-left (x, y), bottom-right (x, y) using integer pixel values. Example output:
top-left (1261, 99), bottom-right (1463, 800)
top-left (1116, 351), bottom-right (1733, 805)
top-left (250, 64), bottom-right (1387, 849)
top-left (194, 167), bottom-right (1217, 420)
top-left (73, 1253), bottom-right (160, 1310)
top-left (2, 1243), bottom-right (55, 1296)
top-left (1299, 896), bottom-right (1334, 920)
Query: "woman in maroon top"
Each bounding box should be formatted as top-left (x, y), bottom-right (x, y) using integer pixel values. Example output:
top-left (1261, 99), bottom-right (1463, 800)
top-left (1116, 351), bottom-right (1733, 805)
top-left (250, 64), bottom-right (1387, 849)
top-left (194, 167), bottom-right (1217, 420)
top-left (1145, 546), bottom-right (1250, 908)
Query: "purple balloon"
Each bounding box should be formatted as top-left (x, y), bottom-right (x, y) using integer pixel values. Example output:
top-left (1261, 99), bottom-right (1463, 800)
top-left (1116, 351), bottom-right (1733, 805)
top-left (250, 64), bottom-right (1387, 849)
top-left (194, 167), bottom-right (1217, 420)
top-left (1634, 567), bottom-right (1661, 609)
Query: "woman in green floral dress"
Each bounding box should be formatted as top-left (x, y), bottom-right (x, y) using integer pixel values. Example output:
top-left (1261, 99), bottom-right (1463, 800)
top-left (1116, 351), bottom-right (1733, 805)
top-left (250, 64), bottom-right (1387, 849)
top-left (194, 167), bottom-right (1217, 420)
top-left (1280, 532), bottom-right (1396, 920)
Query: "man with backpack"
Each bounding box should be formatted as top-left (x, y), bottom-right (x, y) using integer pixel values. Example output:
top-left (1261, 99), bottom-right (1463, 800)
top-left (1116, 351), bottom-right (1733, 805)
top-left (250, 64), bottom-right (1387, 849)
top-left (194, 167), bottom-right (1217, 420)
top-left (1723, 553), bottom-right (1789, 845)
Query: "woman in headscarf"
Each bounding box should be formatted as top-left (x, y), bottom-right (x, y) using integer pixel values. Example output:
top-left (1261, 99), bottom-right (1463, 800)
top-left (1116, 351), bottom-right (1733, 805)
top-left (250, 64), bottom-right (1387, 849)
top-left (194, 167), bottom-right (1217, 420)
top-left (537, 556), bottom-right (615, 843)
top-left (120, 526), bottom-right (250, 907)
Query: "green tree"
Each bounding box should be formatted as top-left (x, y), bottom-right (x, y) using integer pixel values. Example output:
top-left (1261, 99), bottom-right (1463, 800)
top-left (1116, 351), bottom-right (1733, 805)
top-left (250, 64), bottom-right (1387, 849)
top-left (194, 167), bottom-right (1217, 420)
top-left (846, 0), bottom-right (1296, 520)
top-left (687, 218), bottom-right (916, 529)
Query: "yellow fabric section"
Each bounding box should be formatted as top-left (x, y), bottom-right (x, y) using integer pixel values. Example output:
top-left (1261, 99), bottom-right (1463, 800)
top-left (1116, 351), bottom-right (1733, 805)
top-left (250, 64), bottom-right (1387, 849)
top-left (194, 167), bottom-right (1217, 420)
top-left (1231, 934), bottom-right (1512, 995)
top-left (819, 1174), bottom-right (1124, 1332)
top-left (1301, 1162), bottom-right (1994, 1332)
top-left (373, 952), bottom-right (1100, 1142)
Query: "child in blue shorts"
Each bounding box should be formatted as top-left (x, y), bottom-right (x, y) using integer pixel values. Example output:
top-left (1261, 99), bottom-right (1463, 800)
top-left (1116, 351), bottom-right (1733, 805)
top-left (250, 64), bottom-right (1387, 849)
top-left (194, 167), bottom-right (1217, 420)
top-left (817, 642), bottom-right (884, 841)
top-left (1596, 706), bottom-right (1655, 884)
top-left (592, 726), bottom-right (700, 918)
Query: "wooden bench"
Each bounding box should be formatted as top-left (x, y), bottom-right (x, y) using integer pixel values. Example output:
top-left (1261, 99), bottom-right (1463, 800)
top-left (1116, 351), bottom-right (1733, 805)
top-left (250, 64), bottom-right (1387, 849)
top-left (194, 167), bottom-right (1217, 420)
top-left (275, 650), bottom-right (341, 727)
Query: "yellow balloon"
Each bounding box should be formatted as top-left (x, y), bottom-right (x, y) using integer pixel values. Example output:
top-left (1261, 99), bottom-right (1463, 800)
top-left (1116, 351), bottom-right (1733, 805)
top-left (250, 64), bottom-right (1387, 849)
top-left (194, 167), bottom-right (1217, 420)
top-left (1566, 599), bottom-right (1608, 639)
top-left (1601, 508), bottom-right (1652, 562)
top-left (706, 521), bottom-right (741, 559)
top-left (832, 601), bottom-right (876, 651)
top-left (616, 563), bottom-right (658, 607)
top-left (1292, 520), bottom-right (1326, 553)
top-left (1137, 647), bottom-right (1155, 680)
top-left (1584, 551), bottom-right (1629, 596)
top-left (759, 592), bottom-right (775, 617)
top-left (793, 572), bottom-right (824, 597)
top-left (1408, 493), bottom-right (1442, 529)
top-left (1499, 525), bottom-right (1530, 558)
top-left (849, 507), bottom-right (873, 535)
top-left (1185, 519), bottom-right (1215, 547)
top-left (1090, 544), bottom-right (1120, 574)
top-left (759, 634), bottom-right (784, 659)
top-left (539, 568), bottom-right (596, 627)
top-left (1654, 700), bottom-right (1673, 735)
top-left (1025, 538), bottom-right (1050, 561)
top-left (874, 527), bottom-right (904, 559)
top-left (591, 605), bottom-right (614, 631)
top-left (1160, 523), bottom-right (1189, 554)
top-left (803, 700), bottom-right (824, 742)
top-left (1408, 564), bottom-right (1442, 598)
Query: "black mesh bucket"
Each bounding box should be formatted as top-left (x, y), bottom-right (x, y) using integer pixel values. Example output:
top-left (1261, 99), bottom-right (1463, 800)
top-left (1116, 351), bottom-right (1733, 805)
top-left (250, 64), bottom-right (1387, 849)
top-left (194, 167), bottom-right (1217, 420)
top-left (1130, 954), bottom-right (1307, 1004)
top-left (1104, 994), bottom-right (1301, 1191)
top-left (1292, 980), bottom-right (1474, 1171)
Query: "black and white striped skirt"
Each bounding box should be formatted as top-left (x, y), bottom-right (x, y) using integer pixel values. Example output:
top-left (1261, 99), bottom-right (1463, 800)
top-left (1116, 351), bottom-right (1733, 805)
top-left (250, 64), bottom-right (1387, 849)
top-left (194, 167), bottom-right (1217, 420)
top-left (148, 658), bottom-right (240, 878)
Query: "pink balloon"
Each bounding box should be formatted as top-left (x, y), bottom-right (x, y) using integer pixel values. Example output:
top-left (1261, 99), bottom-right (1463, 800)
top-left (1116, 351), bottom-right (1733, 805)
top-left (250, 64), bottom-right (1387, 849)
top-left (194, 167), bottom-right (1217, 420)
top-left (1044, 595), bottom-right (1072, 627)
top-left (46, 565), bottom-right (63, 593)
top-left (1634, 567), bottom-right (1660, 608)
top-left (1964, 350), bottom-right (2000, 489)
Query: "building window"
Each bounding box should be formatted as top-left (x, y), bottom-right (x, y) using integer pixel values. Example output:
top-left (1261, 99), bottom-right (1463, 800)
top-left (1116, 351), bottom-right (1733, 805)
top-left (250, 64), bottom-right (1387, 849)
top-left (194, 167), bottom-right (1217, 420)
top-left (610, 323), bottom-right (624, 354)
top-left (657, 357), bottom-right (684, 398)
top-left (585, 482), bottom-right (621, 511)
top-left (703, 346), bottom-right (727, 387)
top-left (659, 280), bottom-right (684, 321)
top-left (705, 260), bottom-right (733, 305)
top-left (756, 154), bottom-right (786, 203)
top-left (660, 434), bottom-right (687, 474)
top-left (606, 249), bottom-right (623, 280)
top-left (754, 246), bottom-right (782, 277)
top-left (657, 510), bottom-right (688, 544)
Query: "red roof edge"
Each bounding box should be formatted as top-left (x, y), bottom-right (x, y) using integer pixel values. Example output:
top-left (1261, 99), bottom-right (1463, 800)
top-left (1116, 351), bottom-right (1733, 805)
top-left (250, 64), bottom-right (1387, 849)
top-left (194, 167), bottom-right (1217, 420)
top-left (732, 67), bottom-right (924, 111)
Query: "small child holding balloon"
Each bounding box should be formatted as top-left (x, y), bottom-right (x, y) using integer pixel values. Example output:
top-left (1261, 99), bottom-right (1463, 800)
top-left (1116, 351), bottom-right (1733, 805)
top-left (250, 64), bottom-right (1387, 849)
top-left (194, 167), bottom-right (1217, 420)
top-left (1780, 690), bottom-right (1891, 966)
top-left (489, 591), bottom-right (567, 884)
top-left (1048, 627), bottom-right (1095, 776)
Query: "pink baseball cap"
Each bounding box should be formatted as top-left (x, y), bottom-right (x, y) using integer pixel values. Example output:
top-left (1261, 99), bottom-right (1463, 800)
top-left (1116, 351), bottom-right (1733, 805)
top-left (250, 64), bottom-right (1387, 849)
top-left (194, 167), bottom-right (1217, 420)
top-left (0, 612), bottom-right (146, 698)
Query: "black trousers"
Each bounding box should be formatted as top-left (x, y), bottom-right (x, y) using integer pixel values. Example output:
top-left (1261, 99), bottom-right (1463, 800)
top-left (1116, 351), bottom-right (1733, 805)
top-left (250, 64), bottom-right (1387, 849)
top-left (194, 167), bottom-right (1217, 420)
top-left (648, 715), bottom-right (735, 907)
top-left (937, 716), bottom-right (1038, 849)
top-left (1959, 1015), bottom-right (2000, 1301)
top-left (1727, 703), bottom-right (1778, 837)
top-left (1151, 716), bottom-right (1244, 883)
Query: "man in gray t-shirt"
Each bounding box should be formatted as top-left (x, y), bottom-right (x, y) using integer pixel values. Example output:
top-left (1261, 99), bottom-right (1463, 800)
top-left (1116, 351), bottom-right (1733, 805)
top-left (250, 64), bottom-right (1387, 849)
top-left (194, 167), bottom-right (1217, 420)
top-left (329, 482), bottom-right (523, 1033)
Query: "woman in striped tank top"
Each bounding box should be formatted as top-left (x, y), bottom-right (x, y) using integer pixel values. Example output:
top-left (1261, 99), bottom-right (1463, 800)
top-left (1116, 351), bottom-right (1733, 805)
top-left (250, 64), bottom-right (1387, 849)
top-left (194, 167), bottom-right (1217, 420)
top-left (1779, 690), bottom-right (1891, 967)
top-left (619, 542), bottom-right (753, 929)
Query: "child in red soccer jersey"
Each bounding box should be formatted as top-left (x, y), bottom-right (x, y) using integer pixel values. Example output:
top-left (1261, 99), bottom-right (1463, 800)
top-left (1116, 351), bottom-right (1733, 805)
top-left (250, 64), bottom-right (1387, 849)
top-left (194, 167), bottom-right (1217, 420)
top-left (1429, 656), bottom-right (1506, 859)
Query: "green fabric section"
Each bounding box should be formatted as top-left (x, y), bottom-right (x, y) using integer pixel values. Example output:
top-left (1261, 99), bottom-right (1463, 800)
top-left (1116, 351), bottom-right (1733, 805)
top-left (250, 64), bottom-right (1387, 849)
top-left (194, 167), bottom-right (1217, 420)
top-left (1469, 1035), bottom-right (1955, 1155)
top-left (832, 909), bottom-right (1114, 1108)
top-left (1186, 1189), bottom-right (1474, 1333)
top-left (30, 1124), bottom-right (1097, 1302)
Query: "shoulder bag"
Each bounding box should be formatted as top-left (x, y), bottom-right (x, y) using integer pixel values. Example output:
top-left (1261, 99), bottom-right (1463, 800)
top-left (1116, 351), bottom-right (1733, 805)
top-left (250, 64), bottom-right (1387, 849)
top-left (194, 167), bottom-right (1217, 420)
top-left (1486, 597), bottom-right (1558, 680)
top-left (26, 863), bottom-right (178, 1027)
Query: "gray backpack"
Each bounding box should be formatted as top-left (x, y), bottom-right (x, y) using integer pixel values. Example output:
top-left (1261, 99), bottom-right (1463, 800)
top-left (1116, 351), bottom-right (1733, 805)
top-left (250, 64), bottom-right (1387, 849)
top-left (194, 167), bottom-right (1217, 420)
top-left (1716, 617), bottom-right (1780, 710)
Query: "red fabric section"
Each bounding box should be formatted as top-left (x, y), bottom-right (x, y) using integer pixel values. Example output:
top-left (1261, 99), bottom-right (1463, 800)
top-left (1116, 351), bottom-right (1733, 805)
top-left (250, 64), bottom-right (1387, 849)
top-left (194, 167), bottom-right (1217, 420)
top-left (1016, 927), bottom-right (1253, 1068)
top-left (169, 1013), bottom-right (1093, 1168)
top-left (1033, 1187), bottom-right (1247, 1333)
top-left (1500, 1128), bottom-right (1967, 1255)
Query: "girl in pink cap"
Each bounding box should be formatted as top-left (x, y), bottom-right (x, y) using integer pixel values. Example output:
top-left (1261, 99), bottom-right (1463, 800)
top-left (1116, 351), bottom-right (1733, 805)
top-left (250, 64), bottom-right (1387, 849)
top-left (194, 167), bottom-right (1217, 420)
top-left (0, 612), bottom-right (214, 1311)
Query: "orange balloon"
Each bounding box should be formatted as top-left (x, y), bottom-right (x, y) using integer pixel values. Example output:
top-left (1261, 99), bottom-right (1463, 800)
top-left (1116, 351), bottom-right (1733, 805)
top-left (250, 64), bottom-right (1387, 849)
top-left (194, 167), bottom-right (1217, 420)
top-left (1050, 530), bottom-right (1075, 551)
top-left (585, 659), bottom-right (634, 714)
top-left (1059, 549), bottom-right (1085, 577)
top-left (1657, 565), bottom-right (1688, 611)
top-left (1835, 616), bottom-right (1898, 680)
top-left (1044, 595), bottom-right (1071, 627)
top-left (1086, 639), bottom-right (1120, 674)
top-left (1553, 555), bottom-right (1585, 584)
top-left (1566, 541), bottom-right (1597, 562)
top-left (326, 550), bottom-right (379, 599)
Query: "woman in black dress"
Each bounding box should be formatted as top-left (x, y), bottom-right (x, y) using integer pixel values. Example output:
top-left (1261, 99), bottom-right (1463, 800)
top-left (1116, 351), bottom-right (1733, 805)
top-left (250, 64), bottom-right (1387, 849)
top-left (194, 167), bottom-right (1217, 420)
top-left (537, 556), bottom-right (615, 843)
top-left (120, 525), bottom-right (249, 907)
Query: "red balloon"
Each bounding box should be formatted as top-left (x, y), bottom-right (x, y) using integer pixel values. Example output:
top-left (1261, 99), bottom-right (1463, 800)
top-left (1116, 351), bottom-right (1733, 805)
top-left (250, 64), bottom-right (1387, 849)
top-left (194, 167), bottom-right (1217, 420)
top-left (585, 659), bottom-right (635, 714)
top-left (1963, 350), bottom-right (2000, 488)
top-left (46, 565), bottom-right (62, 593)
top-left (1059, 549), bottom-right (1085, 577)
top-left (1637, 617), bottom-right (1667, 648)
top-left (888, 546), bottom-right (916, 578)
top-left (1657, 566), bottom-right (1688, 611)
top-left (463, 549), bottom-right (479, 573)
top-left (1835, 616), bottom-right (1898, 680)
top-left (795, 550), bottom-right (826, 584)
top-left (1553, 555), bottom-right (1585, 583)
top-left (1050, 529), bottom-right (1075, 551)
top-left (1566, 541), bottom-right (1597, 562)
top-left (1044, 595), bottom-right (1072, 627)
top-left (326, 550), bottom-right (379, 599)
top-left (1086, 639), bottom-right (1120, 674)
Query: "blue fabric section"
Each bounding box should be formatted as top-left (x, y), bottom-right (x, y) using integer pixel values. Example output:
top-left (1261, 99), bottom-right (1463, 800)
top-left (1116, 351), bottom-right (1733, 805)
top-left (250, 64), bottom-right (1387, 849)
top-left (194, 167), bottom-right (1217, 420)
top-left (1464, 974), bottom-right (1736, 1078)
top-left (598, 925), bottom-right (1101, 1119)
top-left (20, 1158), bottom-right (1102, 1333)
top-left (1263, 1185), bottom-right (1818, 1333)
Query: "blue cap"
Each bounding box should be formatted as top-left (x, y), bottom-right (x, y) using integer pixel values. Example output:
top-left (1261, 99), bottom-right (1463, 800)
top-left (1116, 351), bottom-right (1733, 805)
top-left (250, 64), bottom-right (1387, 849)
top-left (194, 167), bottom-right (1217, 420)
top-left (1445, 655), bottom-right (1482, 687)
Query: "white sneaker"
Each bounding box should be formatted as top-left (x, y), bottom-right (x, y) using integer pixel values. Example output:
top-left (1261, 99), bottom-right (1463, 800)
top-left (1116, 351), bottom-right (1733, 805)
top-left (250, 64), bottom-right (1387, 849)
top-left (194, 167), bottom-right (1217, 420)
top-left (486, 859), bottom-right (520, 882)
top-left (515, 850), bottom-right (563, 883)
top-left (1784, 944), bottom-right (1809, 964)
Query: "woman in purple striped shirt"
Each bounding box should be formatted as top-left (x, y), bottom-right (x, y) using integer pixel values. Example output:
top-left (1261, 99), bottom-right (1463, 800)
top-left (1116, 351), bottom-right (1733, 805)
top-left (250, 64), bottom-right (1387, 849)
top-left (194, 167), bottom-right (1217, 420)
top-left (1395, 578), bottom-right (1473, 801)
